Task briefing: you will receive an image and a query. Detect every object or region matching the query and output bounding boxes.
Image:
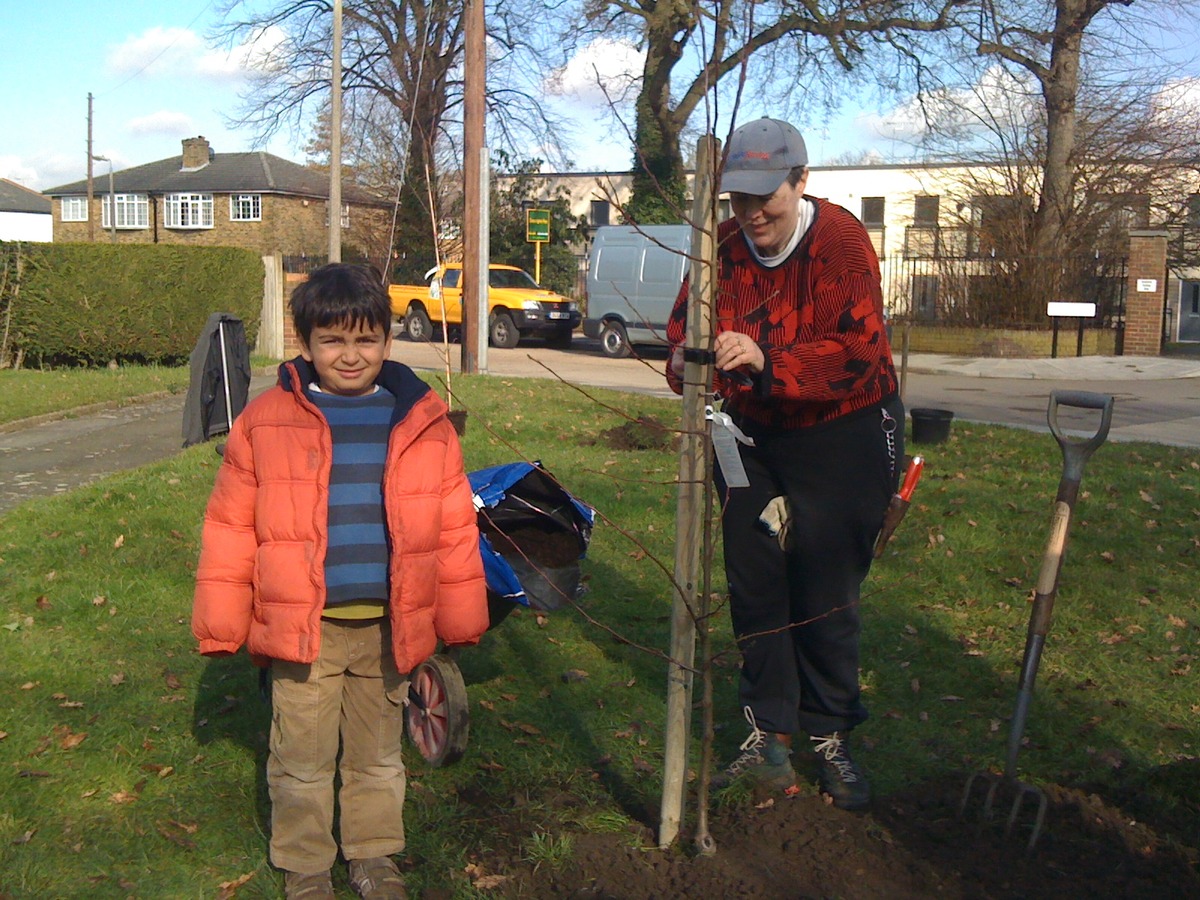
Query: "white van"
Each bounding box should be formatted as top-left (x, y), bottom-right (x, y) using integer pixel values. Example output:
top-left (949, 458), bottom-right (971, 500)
top-left (583, 225), bottom-right (691, 358)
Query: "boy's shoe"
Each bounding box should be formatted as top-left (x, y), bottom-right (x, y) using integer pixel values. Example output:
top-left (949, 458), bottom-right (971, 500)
top-left (811, 732), bottom-right (870, 811)
top-left (712, 707), bottom-right (797, 792)
top-left (284, 870), bottom-right (335, 900)
top-left (349, 856), bottom-right (408, 900)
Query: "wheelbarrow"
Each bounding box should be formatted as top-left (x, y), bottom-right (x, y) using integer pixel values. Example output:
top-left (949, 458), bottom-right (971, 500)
top-left (960, 390), bottom-right (1114, 851)
top-left (405, 461), bottom-right (595, 766)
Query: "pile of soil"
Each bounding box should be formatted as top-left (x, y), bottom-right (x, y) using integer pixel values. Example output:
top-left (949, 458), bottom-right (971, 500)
top-left (462, 778), bottom-right (1199, 899)
top-left (597, 415), bottom-right (678, 452)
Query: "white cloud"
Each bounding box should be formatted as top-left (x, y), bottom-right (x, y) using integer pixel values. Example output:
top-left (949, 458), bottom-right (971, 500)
top-left (547, 38), bottom-right (644, 107)
top-left (0, 152), bottom-right (93, 191)
top-left (105, 25), bottom-right (288, 84)
top-left (1154, 76), bottom-right (1200, 118)
top-left (0, 155), bottom-right (40, 187)
top-left (861, 66), bottom-right (1037, 146)
top-left (126, 110), bottom-right (195, 138)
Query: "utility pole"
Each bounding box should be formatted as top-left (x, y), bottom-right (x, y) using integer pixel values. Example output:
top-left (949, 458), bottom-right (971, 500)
top-left (328, 0), bottom-right (343, 263)
top-left (461, 0), bottom-right (487, 374)
top-left (87, 93), bottom-right (95, 242)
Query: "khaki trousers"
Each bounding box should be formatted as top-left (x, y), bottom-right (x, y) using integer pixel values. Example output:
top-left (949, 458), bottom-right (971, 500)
top-left (267, 617), bottom-right (408, 874)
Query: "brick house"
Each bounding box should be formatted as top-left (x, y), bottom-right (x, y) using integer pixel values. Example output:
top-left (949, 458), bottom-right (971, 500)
top-left (43, 136), bottom-right (391, 262)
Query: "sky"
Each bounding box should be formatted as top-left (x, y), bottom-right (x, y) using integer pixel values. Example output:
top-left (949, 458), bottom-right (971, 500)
top-left (2, 2), bottom-right (1198, 192)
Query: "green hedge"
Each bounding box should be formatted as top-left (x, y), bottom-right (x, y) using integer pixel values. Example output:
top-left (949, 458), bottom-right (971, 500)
top-left (0, 242), bottom-right (261, 365)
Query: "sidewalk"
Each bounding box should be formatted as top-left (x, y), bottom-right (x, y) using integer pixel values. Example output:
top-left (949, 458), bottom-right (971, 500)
top-left (901, 352), bottom-right (1200, 380)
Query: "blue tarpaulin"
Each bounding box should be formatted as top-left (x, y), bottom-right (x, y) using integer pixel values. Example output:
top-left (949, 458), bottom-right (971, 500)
top-left (469, 461), bottom-right (595, 612)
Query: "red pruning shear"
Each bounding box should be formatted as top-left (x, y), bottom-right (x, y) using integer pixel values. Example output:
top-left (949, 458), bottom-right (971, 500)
top-left (873, 455), bottom-right (924, 558)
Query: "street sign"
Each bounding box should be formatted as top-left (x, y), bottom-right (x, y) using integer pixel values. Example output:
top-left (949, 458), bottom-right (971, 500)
top-left (1046, 301), bottom-right (1096, 317)
top-left (526, 208), bottom-right (550, 243)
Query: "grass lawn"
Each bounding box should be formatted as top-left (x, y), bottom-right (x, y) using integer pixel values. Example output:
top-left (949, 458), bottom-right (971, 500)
top-left (0, 372), bottom-right (1196, 897)
top-left (0, 358), bottom-right (273, 427)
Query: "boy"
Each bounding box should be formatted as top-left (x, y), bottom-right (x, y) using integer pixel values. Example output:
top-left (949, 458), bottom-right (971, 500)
top-left (193, 263), bottom-right (488, 899)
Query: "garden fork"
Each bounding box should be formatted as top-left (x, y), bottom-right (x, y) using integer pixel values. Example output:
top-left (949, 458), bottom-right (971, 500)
top-left (960, 390), bottom-right (1113, 851)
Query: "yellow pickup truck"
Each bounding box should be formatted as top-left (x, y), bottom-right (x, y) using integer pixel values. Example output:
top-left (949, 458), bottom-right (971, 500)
top-left (389, 263), bottom-right (581, 349)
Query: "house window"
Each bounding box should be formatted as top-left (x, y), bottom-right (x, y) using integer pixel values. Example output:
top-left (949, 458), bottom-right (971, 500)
top-left (913, 195), bottom-right (940, 227)
top-left (861, 197), bottom-right (885, 226)
top-left (61, 197), bottom-right (88, 222)
top-left (101, 194), bottom-right (149, 229)
top-left (230, 194), bottom-right (262, 222)
top-left (325, 202), bottom-right (350, 228)
top-left (164, 193), bottom-right (214, 229)
top-left (590, 199), bottom-right (610, 227)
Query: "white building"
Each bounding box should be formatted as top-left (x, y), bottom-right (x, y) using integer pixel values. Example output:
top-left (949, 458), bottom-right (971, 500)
top-left (517, 162), bottom-right (1200, 344)
top-left (0, 178), bottom-right (52, 242)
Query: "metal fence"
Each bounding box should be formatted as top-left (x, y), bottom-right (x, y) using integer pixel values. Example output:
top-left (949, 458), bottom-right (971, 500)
top-left (881, 239), bottom-right (1127, 343)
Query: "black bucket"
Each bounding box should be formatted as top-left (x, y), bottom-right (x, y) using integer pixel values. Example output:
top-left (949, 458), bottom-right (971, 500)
top-left (910, 408), bottom-right (954, 444)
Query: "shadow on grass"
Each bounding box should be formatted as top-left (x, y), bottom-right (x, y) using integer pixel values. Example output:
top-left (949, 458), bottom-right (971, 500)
top-left (191, 654), bottom-right (272, 841)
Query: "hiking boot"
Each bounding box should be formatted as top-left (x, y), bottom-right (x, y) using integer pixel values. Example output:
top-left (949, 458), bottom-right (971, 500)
top-left (349, 856), bottom-right (408, 900)
top-left (284, 870), bottom-right (335, 900)
top-left (811, 732), bottom-right (870, 811)
top-left (712, 707), bottom-right (797, 792)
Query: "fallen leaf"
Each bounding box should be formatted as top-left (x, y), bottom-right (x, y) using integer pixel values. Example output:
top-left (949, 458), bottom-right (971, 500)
top-left (517, 722), bottom-right (542, 735)
top-left (20, 682), bottom-right (37, 690)
top-left (59, 730), bottom-right (87, 750)
top-left (1100, 550), bottom-right (1116, 562)
top-left (113, 534), bottom-right (125, 549)
top-left (109, 673), bottom-right (125, 686)
top-left (478, 699), bottom-right (495, 711)
top-left (218, 871), bottom-right (255, 896)
top-left (110, 791), bottom-right (137, 804)
top-left (92, 595), bottom-right (107, 606)
top-left (12, 829), bottom-right (36, 845)
top-left (36, 595), bottom-right (51, 610)
top-left (157, 825), bottom-right (196, 850)
top-left (164, 672), bottom-right (182, 690)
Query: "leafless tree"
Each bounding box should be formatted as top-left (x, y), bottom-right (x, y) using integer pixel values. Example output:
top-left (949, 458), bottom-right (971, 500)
top-left (212, 0), bottom-right (570, 282)
top-left (566, 0), bottom-right (967, 223)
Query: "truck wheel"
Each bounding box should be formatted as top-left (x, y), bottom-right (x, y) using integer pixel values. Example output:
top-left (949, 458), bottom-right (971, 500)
top-left (599, 320), bottom-right (631, 358)
top-left (405, 306), bottom-right (433, 342)
top-left (545, 327), bottom-right (573, 349)
top-left (489, 312), bottom-right (520, 349)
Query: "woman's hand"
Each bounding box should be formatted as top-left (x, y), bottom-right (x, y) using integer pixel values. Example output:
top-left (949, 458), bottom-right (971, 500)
top-left (714, 331), bottom-right (764, 375)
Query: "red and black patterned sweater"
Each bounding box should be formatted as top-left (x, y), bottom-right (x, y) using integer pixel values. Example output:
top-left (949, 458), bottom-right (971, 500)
top-left (666, 197), bottom-right (898, 430)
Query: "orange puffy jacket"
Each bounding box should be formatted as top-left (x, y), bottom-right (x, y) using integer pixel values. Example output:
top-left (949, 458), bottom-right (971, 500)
top-left (192, 358), bottom-right (488, 673)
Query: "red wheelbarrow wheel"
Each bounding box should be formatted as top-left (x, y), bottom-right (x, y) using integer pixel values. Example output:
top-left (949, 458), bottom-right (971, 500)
top-left (406, 654), bottom-right (470, 766)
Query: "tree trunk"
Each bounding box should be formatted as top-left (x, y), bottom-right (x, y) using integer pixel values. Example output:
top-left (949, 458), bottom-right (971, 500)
top-left (625, 11), bottom-right (692, 224)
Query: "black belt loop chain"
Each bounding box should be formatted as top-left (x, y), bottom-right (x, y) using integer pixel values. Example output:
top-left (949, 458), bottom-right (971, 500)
top-left (881, 408), bottom-right (897, 478)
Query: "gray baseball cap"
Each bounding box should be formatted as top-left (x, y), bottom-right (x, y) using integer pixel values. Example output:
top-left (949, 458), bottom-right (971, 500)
top-left (721, 118), bottom-right (809, 195)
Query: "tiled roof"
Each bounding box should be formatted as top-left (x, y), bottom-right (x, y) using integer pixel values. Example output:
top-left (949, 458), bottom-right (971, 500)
top-left (43, 151), bottom-right (387, 207)
top-left (0, 178), bottom-right (52, 215)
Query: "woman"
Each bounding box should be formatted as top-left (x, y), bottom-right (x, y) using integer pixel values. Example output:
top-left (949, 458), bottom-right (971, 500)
top-left (666, 117), bottom-right (903, 810)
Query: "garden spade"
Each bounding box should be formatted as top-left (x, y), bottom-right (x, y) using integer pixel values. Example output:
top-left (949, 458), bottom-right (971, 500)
top-left (960, 390), bottom-right (1113, 851)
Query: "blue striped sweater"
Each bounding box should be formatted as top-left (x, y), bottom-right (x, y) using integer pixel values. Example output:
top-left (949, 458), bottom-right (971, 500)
top-left (305, 386), bottom-right (394, 607)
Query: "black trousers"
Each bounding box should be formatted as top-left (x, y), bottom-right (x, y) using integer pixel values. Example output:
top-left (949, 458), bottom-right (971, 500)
top-left (717, 396), bottom-right (904, 737)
